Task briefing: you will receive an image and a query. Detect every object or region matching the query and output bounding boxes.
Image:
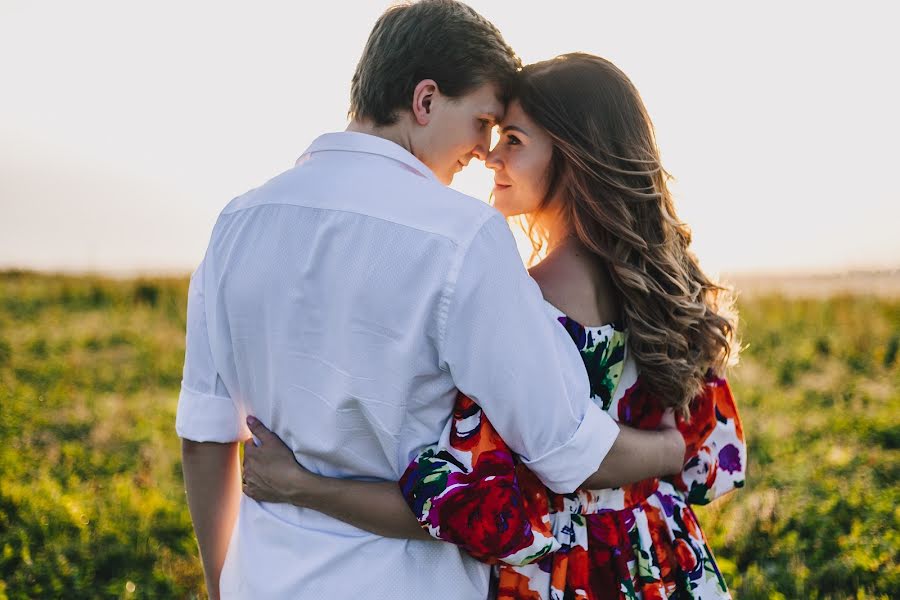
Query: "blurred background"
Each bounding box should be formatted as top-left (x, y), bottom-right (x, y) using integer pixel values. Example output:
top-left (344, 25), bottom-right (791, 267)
top-left (1, 1), bottom-right (897, 598)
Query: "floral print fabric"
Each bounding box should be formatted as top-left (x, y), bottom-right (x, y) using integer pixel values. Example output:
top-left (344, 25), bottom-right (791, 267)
top-left (400, 309), bottom-right (745, 599)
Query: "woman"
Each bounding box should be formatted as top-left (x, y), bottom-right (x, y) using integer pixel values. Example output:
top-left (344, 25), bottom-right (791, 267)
top-left (241, 53), bottom-right (745, 599)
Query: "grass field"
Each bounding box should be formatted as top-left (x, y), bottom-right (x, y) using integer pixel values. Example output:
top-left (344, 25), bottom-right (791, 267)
top-left (0, 270), bottom-right (897, 599)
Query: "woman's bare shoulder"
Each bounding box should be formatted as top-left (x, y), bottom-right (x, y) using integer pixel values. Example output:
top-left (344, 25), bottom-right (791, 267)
top-left (528, 252), bottom-right (620, 327)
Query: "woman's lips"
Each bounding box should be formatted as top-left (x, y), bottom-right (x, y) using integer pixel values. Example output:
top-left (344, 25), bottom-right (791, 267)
top-left (493, 182), bottom-right (511, 191)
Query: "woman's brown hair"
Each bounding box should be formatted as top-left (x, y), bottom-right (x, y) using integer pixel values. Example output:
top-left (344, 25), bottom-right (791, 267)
top-left (514, 53), bottom-right (739, 413)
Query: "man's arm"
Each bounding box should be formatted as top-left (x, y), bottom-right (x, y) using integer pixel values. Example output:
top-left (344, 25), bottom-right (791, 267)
top-left (182, 441), bottom-right (242, 600)
top-left (176, 257), bottom-right (249, 598)
top-left (440, 214), bottom-right (678, 494)
top-left (581, 424), bottom-right (684, 489)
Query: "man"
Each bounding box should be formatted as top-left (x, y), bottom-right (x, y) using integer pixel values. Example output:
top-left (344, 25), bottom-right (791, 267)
top-left (177, 1), bottom-right (685, 598)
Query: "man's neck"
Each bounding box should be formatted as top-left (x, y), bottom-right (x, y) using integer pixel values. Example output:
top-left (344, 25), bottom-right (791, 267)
top-left (346, 119), bottom-right (414, 156)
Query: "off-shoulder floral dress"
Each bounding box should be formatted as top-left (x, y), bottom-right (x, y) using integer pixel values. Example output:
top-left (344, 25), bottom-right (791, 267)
top-left (400, 304), bottom-right (745, 600)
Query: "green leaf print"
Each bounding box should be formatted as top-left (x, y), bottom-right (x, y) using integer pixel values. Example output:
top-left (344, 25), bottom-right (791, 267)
top-left (579, 332), bottom-right (626, 410)
top-left (620, 577), bottom-right (639, 600)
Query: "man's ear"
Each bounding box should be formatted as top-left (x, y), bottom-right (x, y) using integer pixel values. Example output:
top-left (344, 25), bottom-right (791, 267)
top-left (411, 79), bottom-right (439, 126)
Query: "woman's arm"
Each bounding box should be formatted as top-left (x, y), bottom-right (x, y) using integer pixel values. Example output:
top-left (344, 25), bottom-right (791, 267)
top-left (241, 416), bottom-right (431, 541)
top-left (242, 400), bottom-right (682, 564)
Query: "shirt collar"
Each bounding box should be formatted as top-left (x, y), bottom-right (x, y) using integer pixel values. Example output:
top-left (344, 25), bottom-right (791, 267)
top-left (299, 131), bottom-right (439, 183)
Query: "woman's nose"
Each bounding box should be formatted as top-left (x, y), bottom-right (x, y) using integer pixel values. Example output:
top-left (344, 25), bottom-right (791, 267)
top-left (485, 149), bottom-right (502, 172)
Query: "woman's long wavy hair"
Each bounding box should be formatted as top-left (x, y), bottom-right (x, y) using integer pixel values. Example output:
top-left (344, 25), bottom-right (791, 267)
top-left (513, 53), bottom-right (739, 413)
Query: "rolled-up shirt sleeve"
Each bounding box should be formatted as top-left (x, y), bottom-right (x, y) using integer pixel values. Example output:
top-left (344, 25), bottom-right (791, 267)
top-left (175, 258), bottom-right (246, 443)
top-left (438, 213), bottom-right (619, 494)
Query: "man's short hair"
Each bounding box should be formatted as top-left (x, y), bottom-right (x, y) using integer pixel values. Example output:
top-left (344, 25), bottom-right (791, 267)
top-left (349, 0), bottom-right (521, 126)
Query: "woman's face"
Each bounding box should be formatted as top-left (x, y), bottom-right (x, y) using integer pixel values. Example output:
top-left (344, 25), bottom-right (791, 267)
top-left (486, 100), bottom-right (555, 218)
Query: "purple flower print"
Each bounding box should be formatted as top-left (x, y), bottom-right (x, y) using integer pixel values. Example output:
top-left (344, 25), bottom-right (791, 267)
top-left (718, 444), bottom-right (742, 474)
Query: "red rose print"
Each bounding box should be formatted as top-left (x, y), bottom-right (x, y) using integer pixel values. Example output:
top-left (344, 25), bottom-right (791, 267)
top-left (645, 504), bottom-right (677, 583)
top-left (618, 381), bottom-right (665, 429)
top-left (515, 463), bottom-right (555, 538)
top-left (674, 538), bottom-right (699, 572)
top-left (710, 379), bottom-right (743, 441)
top-left (586, 512), bottom-right (623, 548)
top-left (624, 476), bottom-right (659, 507)
top-left (681, 505), bottom-right (703, 542)
top-left (679, 388), bottom-right (717, 459)
top-left (563, 546), bottom-right (591, 598)
top-left (429, 450), bottom-right (532, 561)
top-left (450, 392), bottom-right (508, 465)
top-left (497, 568), bottom-right (543, 600)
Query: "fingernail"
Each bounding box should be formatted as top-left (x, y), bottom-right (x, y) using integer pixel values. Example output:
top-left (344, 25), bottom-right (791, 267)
top-left (247, 415), bottom-right (257, 425)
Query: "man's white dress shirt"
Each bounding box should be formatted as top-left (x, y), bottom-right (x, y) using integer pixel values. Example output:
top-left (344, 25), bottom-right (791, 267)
top-left (176, 132), bottom-right (619, 599)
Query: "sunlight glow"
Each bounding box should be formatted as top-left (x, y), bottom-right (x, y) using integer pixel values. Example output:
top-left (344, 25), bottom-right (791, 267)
top-left (0, 1), bottom-right (897, 275)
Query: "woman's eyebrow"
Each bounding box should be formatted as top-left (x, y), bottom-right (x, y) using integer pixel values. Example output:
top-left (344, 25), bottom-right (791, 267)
top-left (500, 124), bottom-right (529, 135)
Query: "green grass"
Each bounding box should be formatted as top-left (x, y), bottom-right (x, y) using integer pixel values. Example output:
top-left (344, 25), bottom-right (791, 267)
top-left (0, 271), bottom-right (897, 599)
top-left (0, 272), bottom-right (197, 599)
top-left (701, 295), bottom-right (899, 599)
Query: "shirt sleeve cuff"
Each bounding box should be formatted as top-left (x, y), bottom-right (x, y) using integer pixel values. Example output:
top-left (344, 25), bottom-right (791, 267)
top-left (175, 383), bottom-right (249, 443)
top-left (519, 402), bottom-right (620, 494)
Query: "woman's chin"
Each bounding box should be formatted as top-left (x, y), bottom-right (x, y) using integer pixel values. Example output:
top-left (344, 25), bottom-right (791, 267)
top-left (491, 201), bottom-right (514, 218)
top-left (493, 205), bottom-right (528, 220)
top-left (490, 194), bottom-right (517, 218)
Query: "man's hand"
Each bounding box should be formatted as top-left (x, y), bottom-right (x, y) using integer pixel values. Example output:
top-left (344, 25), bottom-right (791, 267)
top-left (659, 408), bottom-right (687, 474)
top-left (242, 416), bottom-right (316, 505)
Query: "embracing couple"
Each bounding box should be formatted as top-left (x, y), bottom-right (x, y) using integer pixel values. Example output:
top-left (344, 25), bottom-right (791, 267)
top-left (176, 1), bottom-right (746, 598)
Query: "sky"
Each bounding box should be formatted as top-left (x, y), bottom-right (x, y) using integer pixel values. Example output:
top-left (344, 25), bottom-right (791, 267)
top-left (1, 0), bottom-right (898, 276)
